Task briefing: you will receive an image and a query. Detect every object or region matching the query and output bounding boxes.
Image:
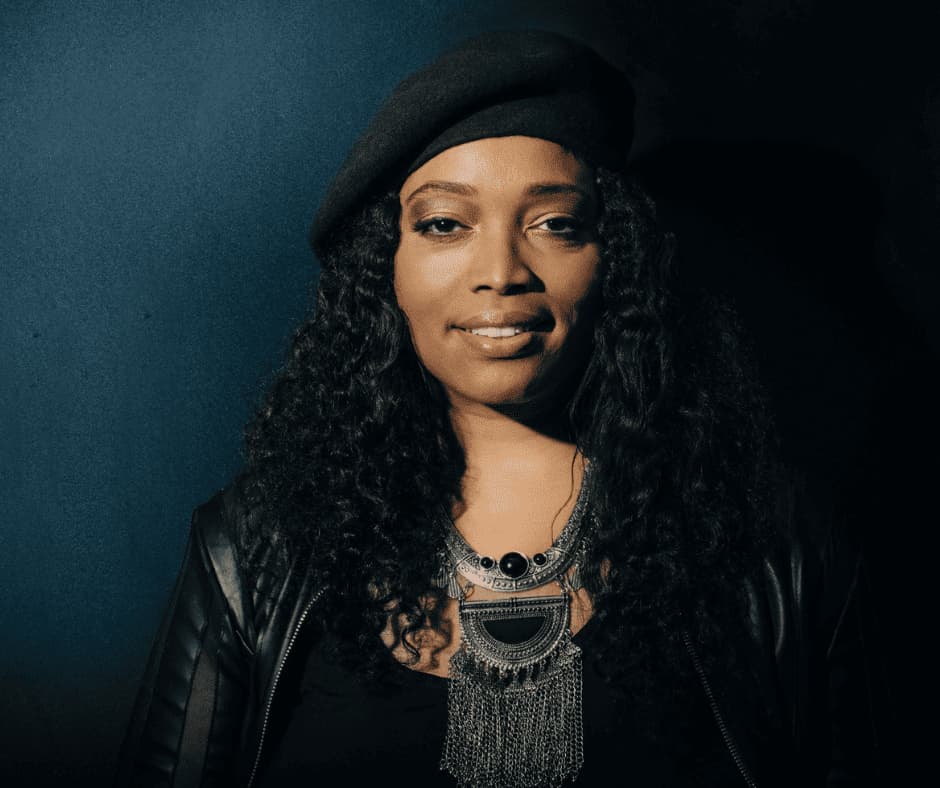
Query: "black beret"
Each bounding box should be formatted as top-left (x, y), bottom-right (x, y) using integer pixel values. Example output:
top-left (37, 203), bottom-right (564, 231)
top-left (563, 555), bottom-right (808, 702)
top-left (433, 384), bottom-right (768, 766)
top-left (311, 29), bottom-right (635, 256)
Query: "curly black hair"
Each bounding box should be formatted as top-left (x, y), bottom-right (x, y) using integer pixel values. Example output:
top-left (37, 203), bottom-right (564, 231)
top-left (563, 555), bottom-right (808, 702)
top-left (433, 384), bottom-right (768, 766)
top-left (238, 168), bottom-right (776, 712)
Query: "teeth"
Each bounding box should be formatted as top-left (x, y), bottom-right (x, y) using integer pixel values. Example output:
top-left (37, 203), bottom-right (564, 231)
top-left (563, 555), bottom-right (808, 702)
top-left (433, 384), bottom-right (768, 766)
top-left (468, 326), bottom-right (525, 338)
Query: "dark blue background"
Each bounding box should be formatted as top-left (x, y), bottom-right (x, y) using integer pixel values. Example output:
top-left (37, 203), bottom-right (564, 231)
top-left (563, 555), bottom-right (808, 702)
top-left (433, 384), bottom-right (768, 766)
top-left (1, 1), bottom-right (483, 779)
top-left (2, 1), bottom-right (936, 784)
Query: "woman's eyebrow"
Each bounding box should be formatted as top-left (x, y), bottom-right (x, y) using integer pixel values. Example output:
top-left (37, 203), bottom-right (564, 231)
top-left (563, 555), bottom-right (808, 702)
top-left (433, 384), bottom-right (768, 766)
top-left (525, 183), bottom-right (592, 199)
top-left (403, 180), bottom-right (593, 206)
top-left (403, 181), bottom-right (478, 204)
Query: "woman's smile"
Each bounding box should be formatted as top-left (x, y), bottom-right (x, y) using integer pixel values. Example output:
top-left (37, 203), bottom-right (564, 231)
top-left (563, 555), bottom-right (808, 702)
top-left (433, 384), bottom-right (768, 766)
top-left (455, 325), bottom-right (545, 358)
top-left (452, 308), bottom-right (554, 357)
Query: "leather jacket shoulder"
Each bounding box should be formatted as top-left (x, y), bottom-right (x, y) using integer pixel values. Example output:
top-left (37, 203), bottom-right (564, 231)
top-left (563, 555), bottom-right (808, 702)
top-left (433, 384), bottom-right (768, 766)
top-left (114, 485), bottom-right (323, 787)
top-left (115, 482), bottom-right (887, 787)
top-left (115, 487), bottom-right (255, 787)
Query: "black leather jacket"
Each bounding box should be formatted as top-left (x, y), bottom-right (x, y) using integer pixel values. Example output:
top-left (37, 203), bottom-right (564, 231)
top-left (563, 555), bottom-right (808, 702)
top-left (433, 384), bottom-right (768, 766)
top-left (115, 484), bottom-right (886, 787)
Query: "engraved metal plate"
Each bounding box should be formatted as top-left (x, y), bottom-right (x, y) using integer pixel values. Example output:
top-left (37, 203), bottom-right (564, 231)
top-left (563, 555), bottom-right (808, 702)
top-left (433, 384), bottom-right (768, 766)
top-left (458, 593), bottom-right (570, 670)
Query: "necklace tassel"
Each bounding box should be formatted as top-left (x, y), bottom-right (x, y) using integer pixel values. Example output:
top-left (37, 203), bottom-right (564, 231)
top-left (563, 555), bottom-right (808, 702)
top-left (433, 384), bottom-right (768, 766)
top-left (441, 635), bottom-right (584, 788)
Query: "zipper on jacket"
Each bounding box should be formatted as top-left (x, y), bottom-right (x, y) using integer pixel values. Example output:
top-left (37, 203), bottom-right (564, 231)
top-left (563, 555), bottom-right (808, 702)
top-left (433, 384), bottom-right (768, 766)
top-left (682, 632), bottom-right (759, 788)
top-left (247, 586), bottom-right (327, 788)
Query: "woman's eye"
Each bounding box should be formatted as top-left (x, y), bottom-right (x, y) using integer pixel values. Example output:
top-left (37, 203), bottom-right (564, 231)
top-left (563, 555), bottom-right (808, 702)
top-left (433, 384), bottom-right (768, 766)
top-left (537, 217), bottom-right (584, 236)
top-left (414, 217), bottom-right (462, 235)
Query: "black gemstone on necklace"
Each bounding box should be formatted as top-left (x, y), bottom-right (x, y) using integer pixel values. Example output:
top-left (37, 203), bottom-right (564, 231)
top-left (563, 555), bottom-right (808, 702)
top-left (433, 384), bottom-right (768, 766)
top-left (533, 552), bottom-right (547, 566)
top-left (499, 552), bottom-right (529, 579)
top-left (479, 556), bottom-right (495, 569)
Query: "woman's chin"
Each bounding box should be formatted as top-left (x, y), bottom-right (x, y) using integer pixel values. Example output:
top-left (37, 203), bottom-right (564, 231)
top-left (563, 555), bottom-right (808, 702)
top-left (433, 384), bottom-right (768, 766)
top-left (444, 379), bottom-right (571, 423)
top-left (446, 385), bottom-right (532, 411)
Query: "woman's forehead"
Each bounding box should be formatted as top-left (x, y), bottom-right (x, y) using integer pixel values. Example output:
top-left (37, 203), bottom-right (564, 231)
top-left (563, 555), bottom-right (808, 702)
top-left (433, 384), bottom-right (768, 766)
top-left (399, 137), bottom-right (596, 203)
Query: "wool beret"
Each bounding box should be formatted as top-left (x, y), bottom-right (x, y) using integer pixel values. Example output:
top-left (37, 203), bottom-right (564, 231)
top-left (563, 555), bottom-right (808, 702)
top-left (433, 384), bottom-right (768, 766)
top-left (310, 30), bottom-right (635, 256)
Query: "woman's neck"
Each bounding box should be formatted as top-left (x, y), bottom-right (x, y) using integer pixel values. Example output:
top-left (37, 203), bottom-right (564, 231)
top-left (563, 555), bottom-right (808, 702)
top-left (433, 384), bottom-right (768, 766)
top-left (450, 397), bottom-right (578, 468)
top-left (448, 398), bottom-right (586, 551)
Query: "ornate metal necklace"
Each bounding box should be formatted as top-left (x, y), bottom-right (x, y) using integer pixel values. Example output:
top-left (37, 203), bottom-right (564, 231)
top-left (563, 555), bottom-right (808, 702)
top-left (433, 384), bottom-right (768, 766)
top-left (437, 463), bottom-right (595, 788)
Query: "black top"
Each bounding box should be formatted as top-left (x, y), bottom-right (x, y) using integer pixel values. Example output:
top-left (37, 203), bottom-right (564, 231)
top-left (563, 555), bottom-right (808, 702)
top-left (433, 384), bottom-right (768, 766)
top-left (258, 617), bottom-right (741, 787)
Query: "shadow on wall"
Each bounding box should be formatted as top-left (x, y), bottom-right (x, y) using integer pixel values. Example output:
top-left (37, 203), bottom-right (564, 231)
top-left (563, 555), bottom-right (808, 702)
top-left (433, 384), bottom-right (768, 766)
top-left (636, 140), bottom-right (933, 782)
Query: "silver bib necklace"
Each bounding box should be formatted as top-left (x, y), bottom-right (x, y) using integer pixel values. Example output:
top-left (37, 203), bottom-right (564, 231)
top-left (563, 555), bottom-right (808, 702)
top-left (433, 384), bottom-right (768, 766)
top-left (437, 463), bottom-right (595, 788)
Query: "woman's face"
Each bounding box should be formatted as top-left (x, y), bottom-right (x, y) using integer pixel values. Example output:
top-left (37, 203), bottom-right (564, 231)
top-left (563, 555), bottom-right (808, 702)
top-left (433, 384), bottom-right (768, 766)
top-left (394, 136), bottom-right (602, 416)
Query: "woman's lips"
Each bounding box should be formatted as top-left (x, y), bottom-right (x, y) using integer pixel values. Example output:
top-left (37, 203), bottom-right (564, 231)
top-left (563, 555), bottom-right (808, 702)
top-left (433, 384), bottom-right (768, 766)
top-left (457, 329), bottom-right (543, 358)
top-left (455, 310), bottom-right (553, 332)
top-left (451, 310), bottom-right (553, 357)
top-left (464, 325), bottom-right (529, 338)
top-left (454, 323), bottom-right (548, 358)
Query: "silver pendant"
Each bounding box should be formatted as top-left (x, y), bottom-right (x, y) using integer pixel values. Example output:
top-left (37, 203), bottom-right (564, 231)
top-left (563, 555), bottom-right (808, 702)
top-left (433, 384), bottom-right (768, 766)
top-left (437, 462), bottom-right (594, 785)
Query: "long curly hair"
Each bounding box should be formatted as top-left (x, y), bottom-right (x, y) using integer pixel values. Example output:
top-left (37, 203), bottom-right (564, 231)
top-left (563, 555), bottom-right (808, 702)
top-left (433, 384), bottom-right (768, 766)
top-left (239, 167), bottom-right (776, 707)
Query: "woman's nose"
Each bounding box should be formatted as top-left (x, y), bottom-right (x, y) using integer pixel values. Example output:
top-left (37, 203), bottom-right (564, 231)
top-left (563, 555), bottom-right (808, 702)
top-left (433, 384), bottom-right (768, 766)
top-left (469, 228), bottom-right (537, 294)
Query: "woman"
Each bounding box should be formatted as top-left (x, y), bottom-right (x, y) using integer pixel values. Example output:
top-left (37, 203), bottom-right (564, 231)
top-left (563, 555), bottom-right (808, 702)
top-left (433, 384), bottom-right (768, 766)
top-left (117, 30), bottom-right (881, 787)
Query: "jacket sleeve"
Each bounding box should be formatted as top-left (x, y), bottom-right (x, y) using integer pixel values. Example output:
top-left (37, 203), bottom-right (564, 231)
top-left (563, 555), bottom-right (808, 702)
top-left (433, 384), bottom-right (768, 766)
top-left (759, 475), bottom-right (891, 787)
top-left (114, 491), bottom-right (255, 787)
top-left (786, 476), bottom-right (891, 787)
top-left (820, 547), bottom-right (891, 787)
